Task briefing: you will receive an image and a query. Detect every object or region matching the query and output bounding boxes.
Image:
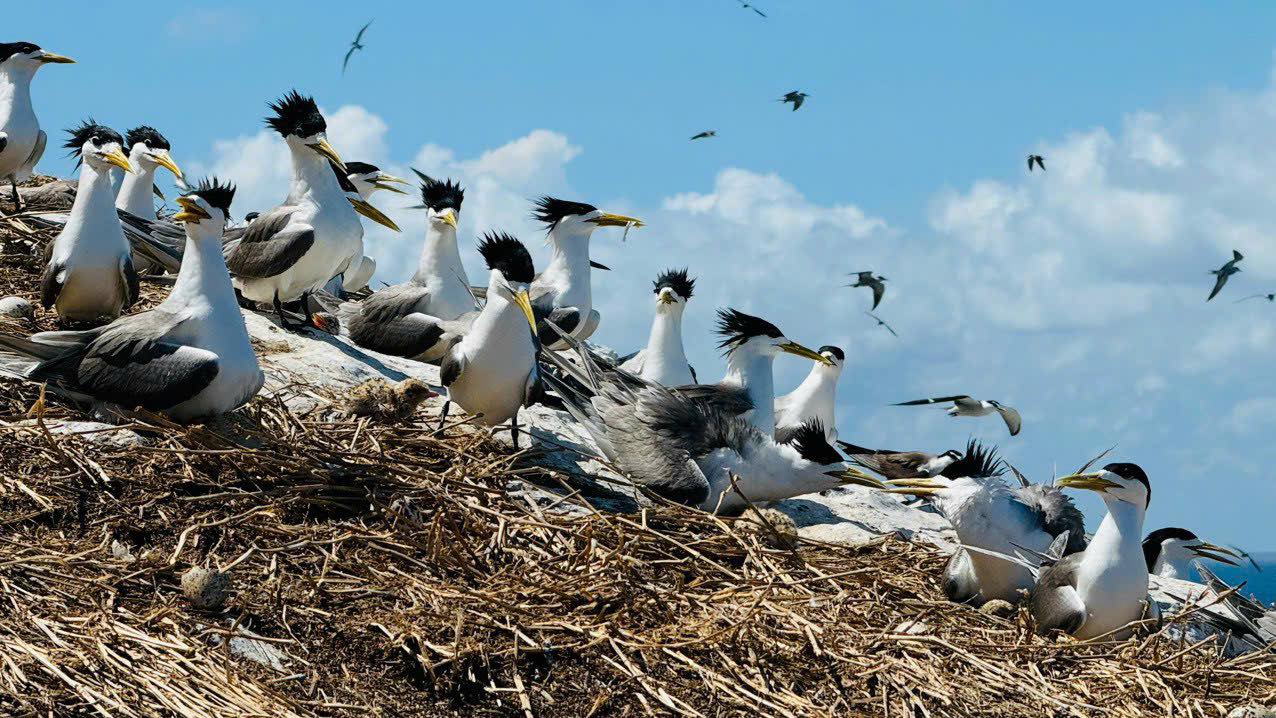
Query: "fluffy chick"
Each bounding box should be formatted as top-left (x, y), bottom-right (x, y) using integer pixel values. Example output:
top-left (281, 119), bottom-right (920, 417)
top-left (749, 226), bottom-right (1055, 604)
top-left (341, 378), bottom-right (437, 422)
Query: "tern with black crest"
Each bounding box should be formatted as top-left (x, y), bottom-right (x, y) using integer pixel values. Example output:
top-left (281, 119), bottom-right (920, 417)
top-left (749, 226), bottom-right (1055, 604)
top-left (1142, 527), bottom-right (1240, 580)
top-left (0, 41), bottom-right (75, 214)
top-left (835, 442), bottom-right (963, 481)
top-left (774, 345), bottom-right (844, 442)
top-left (619, 268), bottom-right (697, 386)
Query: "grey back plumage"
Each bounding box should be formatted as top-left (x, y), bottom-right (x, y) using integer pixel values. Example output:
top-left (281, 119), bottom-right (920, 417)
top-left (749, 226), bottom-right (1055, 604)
top-left (1028, 553), bottom-right (1087, 635)
top-left (1013, 484), bottom-right (1087, 555)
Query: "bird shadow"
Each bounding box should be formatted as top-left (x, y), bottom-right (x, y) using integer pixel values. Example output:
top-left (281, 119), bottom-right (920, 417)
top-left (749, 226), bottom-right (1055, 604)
top-left (260, 316), bottom-right (412, 383)
top-left (774, 496), bottom-right (919, 540)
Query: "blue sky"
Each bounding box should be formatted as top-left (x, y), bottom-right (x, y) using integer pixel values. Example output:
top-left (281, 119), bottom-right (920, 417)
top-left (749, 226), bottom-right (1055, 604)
top-left (11, 2), bottom-right (1276, 547)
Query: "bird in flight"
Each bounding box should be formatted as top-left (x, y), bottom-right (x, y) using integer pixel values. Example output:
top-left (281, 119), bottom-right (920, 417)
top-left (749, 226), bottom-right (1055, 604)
top-left (848, 271), bottom-right (886, 310)
top-left (865, 311), bottom-right (897, 337)
top-left (690, 130), bottom-right (717, 141)
top-left (779, 91), bottom-right (808, 111)
top-left (1207, 249), bottom-right (1244, 302)
top-left (894, 395), bottom-right (1022, 437)
top-left (1235, 292), bottom-right (1275, 304)
top-left (736, 0), bottom-right (767, 17)
top-left (1027, 154), bottom-right (1046, 172)
top-left (342, 21), bottom-right (372, 74)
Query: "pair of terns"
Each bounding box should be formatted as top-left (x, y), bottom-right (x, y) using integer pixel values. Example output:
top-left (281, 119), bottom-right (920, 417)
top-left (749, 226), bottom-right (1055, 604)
top-left (0, 42), bottom-right (75, 214)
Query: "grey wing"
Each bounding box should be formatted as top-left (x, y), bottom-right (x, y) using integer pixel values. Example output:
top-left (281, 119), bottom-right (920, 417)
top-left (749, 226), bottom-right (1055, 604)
top-left (870, 280), bottom-right (884, 309)
top-left (688, 364), bottom-right (698, 383)
top-left (39, 259), bottom-right (64, 309)
top-left (896, 395), bottom-right (969, 406)
top-left (944, 549), bottom-right (982, 604)
top-left (346, 310), bottom-right (446, 358)
top-left (997, 404), bottom-right (1022, 436)
top-left (536, 307), bottom-right (583, 346)
top-left (439, 345), bottom-right (467, 387)
top-left (358, 283), bottom-right (431, 323)
top-left (1207, 272), bottom-right (1229, 301)
top-left (18, 130), bottom-right (46, 177)
top-left (674, 383), bottom-right (754, 417)
top-left (121, 255), bottom-right (140, 308)
top-left (1012, 485), bottom-right (1086, 555)
top-left (224, 206), bottom-right (314, 279)
top-left (618, 348), bottom-right (645, 374)
top-left (118, 211), bottom-right (185, 273)
top-left (1029, 553), bottom-right (1087, 636)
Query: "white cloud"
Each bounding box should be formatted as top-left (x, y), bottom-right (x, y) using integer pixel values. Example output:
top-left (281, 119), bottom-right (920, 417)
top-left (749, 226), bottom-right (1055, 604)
top-left (165, 9), bottom-right (249, 43)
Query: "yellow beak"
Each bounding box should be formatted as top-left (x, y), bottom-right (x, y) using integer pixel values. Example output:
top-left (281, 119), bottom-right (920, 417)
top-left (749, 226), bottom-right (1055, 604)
top-left (103, 148), bottom-right (134, 174)
top-left (780, 340), bottom-right (835, 365)
top-left (38, 52), bottom-right (76, 64)
top-left (348, 197), bottom-right (400, 232)
top-left (436, 208), bottom-right (458, 229)
top-left (152, 150), bottom-right (183, 179)
top-left (372, 173), bottom-right (411, 194)
top-left (308, 137), bottom-right (345, 171)
top-left (589, 212), bottom-right (645, 228)
top-left (173, 196), bottom-right (210, 223)
top-left (1056, 471), bottom-right (1123, 493)
top-left (1193, 543), bottom-right (1242, 566)
top-left (822, 467), bottom-right (885, 489)
top-left (513, 289), bottom-right (537, 333)
top-left (882, 477), bottom-right (946, 497)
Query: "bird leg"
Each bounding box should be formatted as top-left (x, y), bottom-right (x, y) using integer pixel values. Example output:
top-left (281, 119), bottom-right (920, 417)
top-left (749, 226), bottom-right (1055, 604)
top-left (8, 180), bottom-right (20, 215)
top-left (434, 400), bottom-right (451, 435)
top-left (273, 292), bottom-right (304, 331)
top-left (509, 415), bottom-right (520, 451)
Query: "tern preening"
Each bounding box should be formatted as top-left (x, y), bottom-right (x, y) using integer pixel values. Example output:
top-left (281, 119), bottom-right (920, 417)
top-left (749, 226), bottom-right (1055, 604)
top-left (835, 442), bottom-right (963, 481)
top-left (1029, 463), bottom-right (1153, 640)
top-left (1142, 527), bottom-right (1240, 580)
top-left (529, 196), bottom-right (643, 348)
top-left (342, 21), bottom-right (372, 74)
top-left (41, 121), bottom-right (138, 324)
top-left (1207, 250), bottom-right (1244, 301)
top-left (774, 345), bottom-right (844, 443)
top-left (0, 178), bottom-right (263, 422)
top-left (690, 130), bottom-right (717, 140)
top-left (342, 173), bottom-right (473, 360)
top-left (848, 271), bottom-right (886, 310)
top-left (541, 328), bottom-right (882, 513)
top-left (894, 394), bottom-right (1022, 437)
top-left (0, 42), bottom-right (74, 214)
top-left (779, 91), bottom-right (808, 111)
top-left (618, 268), bottom-right (697, 386)
top-left (1027, 154), bottom-right (1046, 172)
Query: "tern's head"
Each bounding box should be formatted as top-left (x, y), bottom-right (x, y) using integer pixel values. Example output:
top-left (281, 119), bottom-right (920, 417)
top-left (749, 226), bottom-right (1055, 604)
top-left (922, 449), bottom-right (964, 477)
top-left (1142, 527), bottom-right (1240, 575)
top-left (343, 161), bottom-right (410, 199)
top-left (533, 196), bottom-right (644, 239)
top-left (173, 177), bottom-right (235, 232)
top-left (266, 90), bottom-right (345, 170)
top-left (478, 232), bottom-right (537, 334)
top-left (329, 160), bottom-right (400, 232)
top-left (652, 268), bottom-right (695, 312)
top-left (414, 170), bottom-right (465, 232)
top-left (814, 345), bottom-right (845, 374)
top-left (63, 120), bottom-right (131, 174)
top-left (0, 42), bottom-right (74, 77)
top-left (715, 308), bottom-right (832, 365)
top-left (1056, 462), bottom-right (1151, 509)
top-left (124, 126), bottom-right (182, 180)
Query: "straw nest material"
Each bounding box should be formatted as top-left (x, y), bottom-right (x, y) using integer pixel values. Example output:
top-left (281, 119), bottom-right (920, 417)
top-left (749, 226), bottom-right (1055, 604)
top-left (2, 184), bottom-right (1275, 717)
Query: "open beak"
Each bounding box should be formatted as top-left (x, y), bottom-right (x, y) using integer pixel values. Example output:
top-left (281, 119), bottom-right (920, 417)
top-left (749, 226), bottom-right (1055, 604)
top-left (173, 196), bottom-right (210, 223)
top-left (823, 466), bottom-right (885, 489)
top-left (436, 208), bottom-right (458, 229)
top-left (38, 52), bottom-right (76, 64)
top-left (1056, 471), bottom-right (1123, 494)
top-left (348, 197), bottom-right (400, 231)
top-left (102, 148), bottom-right (134, 174)
top-left (307, 138), bottom-right (345, 171)
top-left (779, 340), bottom-right (835, 365)
top-left (588, 212), bottom-right (645, 228)
top-left (372, 173), bottom-right (411, 194)
top-left (1192, 543), bottom-right (1242, 566)
top-left (658, 289), bottom-right (676, 305)
top-left (883, 477), bottom-right (946, 497)
top-left (151, 150), bottom-right (183, 179)
top-left (513, 289), bottom-right (537, 333)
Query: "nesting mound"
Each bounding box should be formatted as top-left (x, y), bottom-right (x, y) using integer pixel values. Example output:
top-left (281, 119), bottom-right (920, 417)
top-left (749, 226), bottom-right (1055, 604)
top-left (2, 185), bottom-right (1275, 717)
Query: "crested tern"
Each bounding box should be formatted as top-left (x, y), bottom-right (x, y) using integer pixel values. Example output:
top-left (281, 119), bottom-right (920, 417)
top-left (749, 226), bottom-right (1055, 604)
top-left (40, 121), bottom-right (138, 324)
top-left (1027, 154), bottom-right (1046, 172)
top-left (1029, 463), bottom-right (1153, 640)
top-left (894, 394), bottom-right (1022, 437)
top-left (0, 178), bottom-right (263, 422)
top-left (530, 196), bottom-right (643, 349)
top-left (779, 91), bottom-right (807, 111)
top-left (341, 173), bottom-right (473, 360)
top-left (1207, 250), bottom-right (1244, 302)
top-left (1142, 527), bottom-right (1240, 580)
top-left (774, 345), bottom-right (843, 442)
top-left (835, 442), bottom-right (963, 481)
top-left (116, 126), bottom-right (183, 219)
top-left (618, 268), bottom-right (697, 386)
top-left (0, 42), bottom-right (74, 214)
top-left (848, 271), bottom-right (886, 310)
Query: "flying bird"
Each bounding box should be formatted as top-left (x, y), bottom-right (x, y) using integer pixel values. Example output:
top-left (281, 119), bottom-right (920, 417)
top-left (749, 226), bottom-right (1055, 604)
top-left (835, 442), bottom-right (964, 482)
top-left (847, 271), bottom-right (886, 309)
top-left (1235, 292), bottom-right (1275, 304)
top-left (865, 311), bottom-right (897, 337)
top-left (779, 91), bottom-right (808, 111)
top-left (1207, 250), bottom-right (1244, 301)
top-left (894, 394), bottom-right (1022, 436)
top-left (1027, 154), bottom-right (1046, 172)
top-left (736, 0), bottom-right (766, 17)
top-left (342, 21), bottom-right (372, 74)
top-left (690, 130), bottom-right (717, 140)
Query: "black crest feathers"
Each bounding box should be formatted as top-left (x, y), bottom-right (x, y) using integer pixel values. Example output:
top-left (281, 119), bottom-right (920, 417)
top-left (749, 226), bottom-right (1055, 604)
top-left (265, 90), bottom-right (326, 138)
top-left (125, 126), bottom-right (171, 151)
top-left (532, 196), bottom-right (597, 230)
top-left (186, 177), bottom-right (236, 215)
top-left (477, 232), bottom-right (534, 284)
top-left (715, 308), bottom-right (782, 351)
top-left (654, 268), bottom-right (695, 299)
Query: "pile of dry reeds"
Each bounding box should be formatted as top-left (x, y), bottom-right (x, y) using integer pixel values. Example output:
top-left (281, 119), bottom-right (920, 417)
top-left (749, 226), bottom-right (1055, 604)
top-left (1, 187), bottom-right (1274, 717)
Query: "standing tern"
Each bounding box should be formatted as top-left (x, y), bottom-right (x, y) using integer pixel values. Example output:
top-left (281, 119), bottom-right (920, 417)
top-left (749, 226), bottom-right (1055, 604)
top-left (1142, 527), bottom-right (1240, 580)
top-left (341, 173), bottom-right (472, 360)
top-left (529, 196), bottom-right (643, 348)
top-left (116, 126), bottom-right (183, 220)
top-left (894, 394), bottom-right (1022, 436)
top-left (0, 42), bottom-right (74, 214)
top-left (1207, 250), bottom-right (1244, 301)
top-left (539, 328), bottom-right (882, 513)
top-left (0, 178), bottom-right (263, 422)
top-left (774, 345), bottom-right (844, 443)
top-left (848, 271), bottom-right (886, 310)
top-left (326, 159), bottom-right (403, 295)
top-left (618, 268), bottom-right (697, 386)
top-left (40, 121), bottom-right (138, 324)
top-left (1029, 463), bottom-right (1153, 640)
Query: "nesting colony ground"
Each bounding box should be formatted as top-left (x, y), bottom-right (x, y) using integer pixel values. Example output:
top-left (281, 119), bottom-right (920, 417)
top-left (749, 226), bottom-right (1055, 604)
top-left (1, 185), bottom-right (1274, 717)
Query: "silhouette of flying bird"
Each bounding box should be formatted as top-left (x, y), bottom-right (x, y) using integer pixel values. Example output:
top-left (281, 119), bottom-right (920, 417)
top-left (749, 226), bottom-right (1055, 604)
top-left (1207, 250), bottom-right (1244, 302)
top-left (1027, 154), bottom-right (1045, 172)
top-left (1235, 292), bottom-right (1274, 304)
top-left (894, 395), bottom-right (1022, 437)
top-left (865, 311), bottom-right (897, 337)
top-left (342, 21), bottom-right (372, 74)
top-left (779, 91), bottom-right (808, 111)
top-left (736, 0), bottom-right (767, 17)
top-left (848, 271), bottom-right (886, 309)
top-left (690, 130), bottom-right (717, 140)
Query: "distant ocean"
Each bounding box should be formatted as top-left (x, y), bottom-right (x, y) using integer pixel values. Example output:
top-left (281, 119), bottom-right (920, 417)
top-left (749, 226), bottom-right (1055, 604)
top-left (1205, 552), bottom-right (1276, 606)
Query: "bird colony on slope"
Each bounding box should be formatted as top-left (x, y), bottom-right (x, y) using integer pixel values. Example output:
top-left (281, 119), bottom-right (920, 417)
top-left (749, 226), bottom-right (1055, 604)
top-left (0, 36), bottom-right (1272, 651)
